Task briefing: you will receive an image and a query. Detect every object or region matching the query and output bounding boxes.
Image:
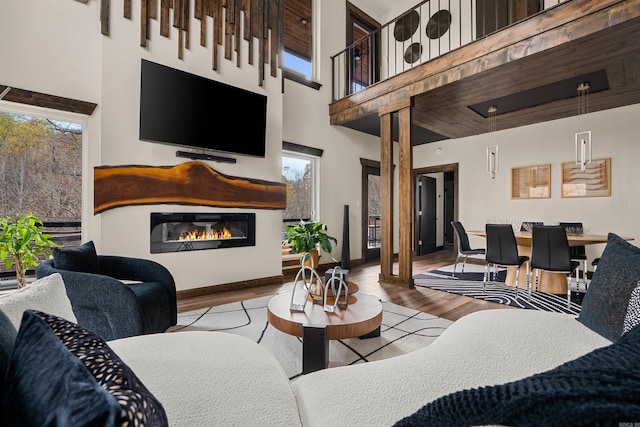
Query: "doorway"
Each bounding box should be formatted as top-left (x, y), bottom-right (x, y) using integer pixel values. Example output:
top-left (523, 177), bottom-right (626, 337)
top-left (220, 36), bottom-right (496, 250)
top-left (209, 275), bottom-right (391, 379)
top-left (361, 159), bottom-right (381, 262)
top-left (414, 163), bottom-right (458, 256)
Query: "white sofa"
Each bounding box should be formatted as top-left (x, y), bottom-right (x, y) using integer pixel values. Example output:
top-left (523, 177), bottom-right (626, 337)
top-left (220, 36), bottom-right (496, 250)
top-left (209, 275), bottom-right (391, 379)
top-left (2, 239), bottom-right (638, 426)
top-left (108, 309), bottom-right (611, 426)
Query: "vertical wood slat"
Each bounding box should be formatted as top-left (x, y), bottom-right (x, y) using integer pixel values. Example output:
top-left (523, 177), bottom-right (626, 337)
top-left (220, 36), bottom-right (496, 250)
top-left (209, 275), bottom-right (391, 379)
top-left (85, 0), bottom-right (282, 84)
top-left (379, 112), bottom-right (394, 280)
top-left (148, 0), bottom-right (158, 19)
top-left (160, 0), bottom-right (170, 36)
top-left (140, 0), bottom-right (148, 47)
top-left (176, 0), bottom-right (184, 58)
top-left (269, 0), bottom-right (279, 78)
top-left (397, 105), bottom-right (414, 288)
top-left (101, 0), bottom-right (110, 35)
top-left (183, 0), bottom-right (190, 50)
top-left (245, 0), bottom-right (254, 64)
top-left (224, 0), bottom-right (235, 60)
top-left (235, 0), bottom-right (242, 67)
top-left (212, 0), bottom-right (221, 70)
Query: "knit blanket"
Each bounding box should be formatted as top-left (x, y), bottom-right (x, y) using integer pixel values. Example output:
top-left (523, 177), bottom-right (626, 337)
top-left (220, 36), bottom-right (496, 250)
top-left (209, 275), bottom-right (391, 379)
top-left (394, 324), bottom-right (640, 427)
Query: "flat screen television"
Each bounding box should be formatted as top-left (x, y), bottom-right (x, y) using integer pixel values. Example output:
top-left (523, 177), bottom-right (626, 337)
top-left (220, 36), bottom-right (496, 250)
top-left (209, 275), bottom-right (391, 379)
top-left (139, 59), bottom-right (267, 158)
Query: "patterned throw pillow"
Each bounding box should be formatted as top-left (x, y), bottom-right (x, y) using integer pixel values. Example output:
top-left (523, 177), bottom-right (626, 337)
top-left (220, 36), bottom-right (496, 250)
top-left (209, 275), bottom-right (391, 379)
top-left (1, 310), bottom-right (167, 426)
top-left (623, 283), bottom-right (640, 335)
top-left (36, 310), bottom-right (168, 426)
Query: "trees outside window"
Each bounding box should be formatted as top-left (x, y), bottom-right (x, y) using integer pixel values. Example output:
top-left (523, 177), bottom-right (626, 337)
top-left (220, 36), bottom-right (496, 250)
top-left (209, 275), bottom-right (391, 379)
top-left (0, 110), bottom-right (82, 281)
top-left (282, 152), bottom-right (318, 231)
top-left (0, 112), bottom-right (82, 222)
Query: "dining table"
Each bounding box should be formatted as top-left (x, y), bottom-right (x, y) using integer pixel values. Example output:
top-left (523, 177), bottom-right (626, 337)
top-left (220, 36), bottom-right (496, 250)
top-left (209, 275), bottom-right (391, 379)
top-left (467, 230), bottom-right (634, 294)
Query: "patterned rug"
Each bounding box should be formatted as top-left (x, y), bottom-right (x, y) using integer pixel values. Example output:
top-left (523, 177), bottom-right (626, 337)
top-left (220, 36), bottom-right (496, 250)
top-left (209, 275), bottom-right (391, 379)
top-left (414, 264), bottom-right (582, 316)
top-left (169, 288), bottom-right (452, 380)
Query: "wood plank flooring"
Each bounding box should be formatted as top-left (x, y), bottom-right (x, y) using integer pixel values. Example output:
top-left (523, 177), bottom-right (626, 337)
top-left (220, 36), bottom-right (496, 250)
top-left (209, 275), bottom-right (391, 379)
top-left (177, 250), bottom-right (516, 322)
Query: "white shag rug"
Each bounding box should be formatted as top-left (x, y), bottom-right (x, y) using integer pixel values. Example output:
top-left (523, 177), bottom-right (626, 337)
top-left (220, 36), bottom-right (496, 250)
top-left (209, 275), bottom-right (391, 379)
top-left (170, 290), bottom-right (452, 379)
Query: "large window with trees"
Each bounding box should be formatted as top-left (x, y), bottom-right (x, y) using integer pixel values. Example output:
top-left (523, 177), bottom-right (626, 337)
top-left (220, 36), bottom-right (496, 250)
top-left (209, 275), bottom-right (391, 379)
top-left (281, 151), bottom-right (318, 230)
top-left (0, 108), bottom-right (83, 279)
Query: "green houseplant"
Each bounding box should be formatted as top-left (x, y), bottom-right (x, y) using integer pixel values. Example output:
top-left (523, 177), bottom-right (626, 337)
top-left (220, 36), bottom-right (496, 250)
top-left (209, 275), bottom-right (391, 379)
top-left (284, 220), bottom-right (337, 269)
top-left (0, 212), bottom-right (58, 288)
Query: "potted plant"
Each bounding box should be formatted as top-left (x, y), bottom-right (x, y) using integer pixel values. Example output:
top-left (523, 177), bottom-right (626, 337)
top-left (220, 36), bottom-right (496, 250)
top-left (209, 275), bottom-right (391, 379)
top-left (284, 220), bottom-right (337, 269)
top-left (0, 212), bottom-right (58, 288)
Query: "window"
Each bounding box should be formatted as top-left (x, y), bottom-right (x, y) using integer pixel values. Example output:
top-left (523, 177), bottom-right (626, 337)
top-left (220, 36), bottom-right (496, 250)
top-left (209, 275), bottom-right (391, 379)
top-left (0, 110), bottom-right (82, 221)
top-left (284, 0), bottom-right (314, 81)
top-left (0, 106), bottom-right (83, 281)
top-left (282, 151), bottom-right (318, 229)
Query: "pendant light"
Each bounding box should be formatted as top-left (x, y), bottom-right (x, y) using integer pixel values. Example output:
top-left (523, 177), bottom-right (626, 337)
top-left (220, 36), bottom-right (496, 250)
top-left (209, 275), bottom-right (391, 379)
top-left (487, 105), bottom-right (498, 179)
top-left (575, 82), bottom-right (592, 171)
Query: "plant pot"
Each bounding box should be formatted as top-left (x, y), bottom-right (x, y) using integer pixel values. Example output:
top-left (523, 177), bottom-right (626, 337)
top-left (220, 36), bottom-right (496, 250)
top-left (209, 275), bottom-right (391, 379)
top-left (302, 248), bottom-right (320, 270)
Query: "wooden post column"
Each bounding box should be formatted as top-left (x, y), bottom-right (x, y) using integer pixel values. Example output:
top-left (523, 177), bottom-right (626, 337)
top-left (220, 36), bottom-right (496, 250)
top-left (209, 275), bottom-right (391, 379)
top-left (397, 105), bottom-right (414, 288)
top-left (379, 112), bottom-right (393, 280)
top-left (378, 98), bottom-right (414, 288)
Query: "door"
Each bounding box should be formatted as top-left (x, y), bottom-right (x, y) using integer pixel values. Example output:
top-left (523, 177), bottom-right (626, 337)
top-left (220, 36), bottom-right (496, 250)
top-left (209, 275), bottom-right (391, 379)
top-left (443, 171), bottom-right (455, 251)
top-left (417, 175), bottom-right (437, 255)
top-left (362, 164), bottom-right (381, 262)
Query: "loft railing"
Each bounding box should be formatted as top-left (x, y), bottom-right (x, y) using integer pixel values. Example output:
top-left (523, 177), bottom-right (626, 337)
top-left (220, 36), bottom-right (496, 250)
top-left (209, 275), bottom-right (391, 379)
top-left (331, 0), bottom-right (570, 101)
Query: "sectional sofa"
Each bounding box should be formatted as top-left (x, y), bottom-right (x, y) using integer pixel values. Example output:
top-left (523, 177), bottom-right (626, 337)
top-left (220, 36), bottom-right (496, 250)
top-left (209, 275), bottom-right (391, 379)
top-left (1, 233), bottom-right (639, 425)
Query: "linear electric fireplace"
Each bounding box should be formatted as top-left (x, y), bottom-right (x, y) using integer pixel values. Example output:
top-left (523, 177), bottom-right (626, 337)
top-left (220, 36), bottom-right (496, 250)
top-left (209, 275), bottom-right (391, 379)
top-left (150, 212), bottom-right (255, 253)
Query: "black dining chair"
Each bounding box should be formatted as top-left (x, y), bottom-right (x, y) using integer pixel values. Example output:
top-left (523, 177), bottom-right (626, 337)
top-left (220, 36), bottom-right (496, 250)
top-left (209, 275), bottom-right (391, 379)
top-left (451, 221), bottom-right (486, 278)
top-left (529, 225), bottom-right (580, 308)
top-left (520, 221), bottom-right (544, 232)
top-left (484, 224), bottom-right (529, 296)
top-left (558, 222), bottom-right (589, 291)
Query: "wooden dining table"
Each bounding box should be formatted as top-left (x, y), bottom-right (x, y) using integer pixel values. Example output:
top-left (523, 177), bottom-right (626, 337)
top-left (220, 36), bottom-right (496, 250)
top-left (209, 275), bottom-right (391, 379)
top-left (467, 230), bottom-right (633, 294)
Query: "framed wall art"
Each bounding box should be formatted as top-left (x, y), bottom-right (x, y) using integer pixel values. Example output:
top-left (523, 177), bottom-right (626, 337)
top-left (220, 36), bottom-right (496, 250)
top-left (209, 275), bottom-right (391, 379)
top-left (511, 164), bottom-right (551, 199)
top-left (561, 157), bottom-right (611, 198)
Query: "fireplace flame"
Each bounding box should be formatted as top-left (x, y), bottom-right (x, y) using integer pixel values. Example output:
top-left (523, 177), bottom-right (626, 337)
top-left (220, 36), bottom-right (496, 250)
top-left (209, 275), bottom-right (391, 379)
top-left (179, 227), bottom-right (233, 241)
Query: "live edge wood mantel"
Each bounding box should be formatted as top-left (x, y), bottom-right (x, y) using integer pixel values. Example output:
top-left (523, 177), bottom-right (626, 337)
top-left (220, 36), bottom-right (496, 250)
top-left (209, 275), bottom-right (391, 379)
top-left (93, 161), bottom-right (286, 214)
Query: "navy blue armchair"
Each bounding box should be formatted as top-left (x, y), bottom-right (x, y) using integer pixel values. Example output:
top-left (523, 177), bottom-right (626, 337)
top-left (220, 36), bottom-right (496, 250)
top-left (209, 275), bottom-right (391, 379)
top-left (35, 242), bottom-right (177, 341)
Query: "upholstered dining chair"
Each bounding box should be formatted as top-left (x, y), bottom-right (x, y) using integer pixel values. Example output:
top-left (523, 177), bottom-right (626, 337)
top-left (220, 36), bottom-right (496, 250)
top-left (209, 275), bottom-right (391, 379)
top-left (529, 225), bottom-right (580, 308)
top-left (558, 222), bottom-right (589, 290)
top-left (451, 221), bottom-right (486, 278)
top-left (484, 224), bottom-right (529, 296)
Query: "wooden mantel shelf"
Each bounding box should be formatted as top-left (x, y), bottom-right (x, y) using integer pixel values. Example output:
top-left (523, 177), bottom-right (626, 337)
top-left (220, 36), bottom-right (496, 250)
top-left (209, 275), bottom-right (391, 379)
top-left (94, 161), bottom-right (286, 214)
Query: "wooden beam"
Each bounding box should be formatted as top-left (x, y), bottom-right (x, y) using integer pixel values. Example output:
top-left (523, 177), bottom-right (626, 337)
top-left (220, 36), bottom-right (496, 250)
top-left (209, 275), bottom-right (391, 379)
top-left (397, 105), bottom-right (414, 288)
top-left (379, 112), bottom-right (393, 281)
top-left (94, 161), bottom-right (286, 214)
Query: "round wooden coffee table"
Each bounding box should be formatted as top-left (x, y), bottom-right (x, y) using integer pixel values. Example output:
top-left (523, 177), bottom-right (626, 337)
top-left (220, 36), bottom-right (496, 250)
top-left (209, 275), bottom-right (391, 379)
top-left (267, 289), bottom-right (383, 374)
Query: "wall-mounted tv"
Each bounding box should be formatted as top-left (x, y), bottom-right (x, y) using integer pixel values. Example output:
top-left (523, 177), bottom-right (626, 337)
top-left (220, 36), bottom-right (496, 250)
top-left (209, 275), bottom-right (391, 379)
top-left (139, 59), bottom-right (267, 158)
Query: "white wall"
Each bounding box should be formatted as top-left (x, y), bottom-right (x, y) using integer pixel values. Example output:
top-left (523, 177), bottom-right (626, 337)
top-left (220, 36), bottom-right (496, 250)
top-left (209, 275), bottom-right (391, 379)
top-left (283, 0), bottom-right (384, 266)
top-left (414, 103), bottom-right (640, 261)
top-left (2, 0), bottom-right (284, 291)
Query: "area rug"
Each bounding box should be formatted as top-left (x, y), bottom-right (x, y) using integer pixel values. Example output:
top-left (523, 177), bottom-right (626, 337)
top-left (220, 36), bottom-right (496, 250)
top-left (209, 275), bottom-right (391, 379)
top-left (414, 264), bottom-right (581, 316)
top-left (169, 290), bottom-right (452, 380)
top-left (417, 263), bottom-right (506, 282)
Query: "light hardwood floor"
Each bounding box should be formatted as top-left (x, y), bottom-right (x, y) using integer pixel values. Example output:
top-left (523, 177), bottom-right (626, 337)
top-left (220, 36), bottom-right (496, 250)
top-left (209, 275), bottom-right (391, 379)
top-left (177, 250), bottom-right (516, 322)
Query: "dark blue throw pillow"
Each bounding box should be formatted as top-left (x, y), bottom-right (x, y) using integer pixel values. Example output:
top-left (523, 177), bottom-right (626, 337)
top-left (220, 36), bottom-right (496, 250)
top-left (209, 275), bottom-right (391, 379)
top-left (578, 233), bottom-right (640, 341)
top-left (1, 310), bottom-right (168, 426)
top-left (0, 308), bottom-right (17, 393)
top-left (53, 240), bottom-right (100, 274)
top-left (393, 324), bottom-right (640, 427)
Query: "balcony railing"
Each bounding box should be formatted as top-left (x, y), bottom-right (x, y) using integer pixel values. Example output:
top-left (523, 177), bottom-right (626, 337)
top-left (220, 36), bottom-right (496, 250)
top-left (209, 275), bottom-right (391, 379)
top-left (332, 0), bottom-right (570, 102)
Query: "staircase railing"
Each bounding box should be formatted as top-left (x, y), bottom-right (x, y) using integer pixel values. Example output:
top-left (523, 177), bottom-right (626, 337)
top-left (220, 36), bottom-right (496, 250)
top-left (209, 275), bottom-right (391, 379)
top-left (331, 0), bottom-right (570, 102)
